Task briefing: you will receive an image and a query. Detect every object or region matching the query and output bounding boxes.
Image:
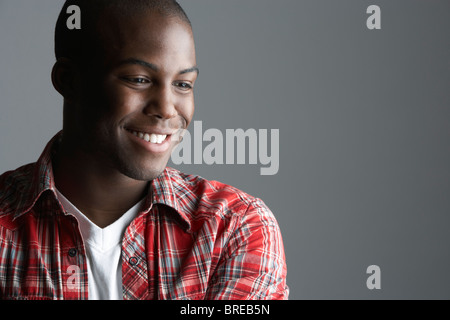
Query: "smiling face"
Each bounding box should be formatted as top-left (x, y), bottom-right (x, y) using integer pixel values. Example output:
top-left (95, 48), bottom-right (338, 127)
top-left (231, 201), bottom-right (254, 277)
top-left (62, 9), bottom-right (198, 181)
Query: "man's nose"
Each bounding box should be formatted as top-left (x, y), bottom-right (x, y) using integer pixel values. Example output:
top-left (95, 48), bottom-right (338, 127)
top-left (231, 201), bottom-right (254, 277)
top-left (143, 84), bottom-right (177, 120)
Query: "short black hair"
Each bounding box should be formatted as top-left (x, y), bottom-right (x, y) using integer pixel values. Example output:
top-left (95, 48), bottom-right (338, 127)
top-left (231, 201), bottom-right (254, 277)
top-left (54, 0), bottom-right (191, 62)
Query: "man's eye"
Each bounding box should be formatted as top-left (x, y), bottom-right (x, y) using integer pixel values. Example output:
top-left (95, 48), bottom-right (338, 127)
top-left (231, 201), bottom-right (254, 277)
top-left (123, 77), bottom-right (150, 84)
top-left (174, 81), bottom-right (193, 91)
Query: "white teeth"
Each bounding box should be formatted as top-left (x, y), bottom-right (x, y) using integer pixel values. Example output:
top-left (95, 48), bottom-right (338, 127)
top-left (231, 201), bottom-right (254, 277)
top-left (156, 134), bottom-right (165, 144)
top-left (130, 130), bottom-right (167, 144)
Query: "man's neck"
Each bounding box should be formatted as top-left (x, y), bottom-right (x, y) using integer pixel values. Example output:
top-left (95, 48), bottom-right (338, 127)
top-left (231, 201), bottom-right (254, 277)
top-left (52, 145), bottom-right (149, 228)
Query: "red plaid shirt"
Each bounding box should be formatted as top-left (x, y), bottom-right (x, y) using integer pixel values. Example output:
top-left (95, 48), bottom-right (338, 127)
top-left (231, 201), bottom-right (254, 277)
top-left (0, 133), bottom-right (288, 300)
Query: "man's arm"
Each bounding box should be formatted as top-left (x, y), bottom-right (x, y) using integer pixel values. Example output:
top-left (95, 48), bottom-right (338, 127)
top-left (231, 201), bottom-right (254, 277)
top-left (204, 198), bottom-right (289, 300)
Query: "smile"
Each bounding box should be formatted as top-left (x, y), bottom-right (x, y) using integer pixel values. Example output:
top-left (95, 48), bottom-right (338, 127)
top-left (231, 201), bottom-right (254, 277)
top-left (126, 129), bottom-right (168, 144)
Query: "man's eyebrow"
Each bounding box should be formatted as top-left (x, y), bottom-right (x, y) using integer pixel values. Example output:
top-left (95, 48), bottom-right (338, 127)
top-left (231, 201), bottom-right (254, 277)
top-left (118, 58), bottom-right (199, 75)
top-left (118, 58), bottom-right (159, 71)
top-left (179, 66), bottom-right (199, 75)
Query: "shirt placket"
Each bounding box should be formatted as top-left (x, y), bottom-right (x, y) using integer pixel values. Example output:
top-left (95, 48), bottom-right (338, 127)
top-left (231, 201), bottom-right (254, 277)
top-left (59, 214), bottom-right (89, 300)
top-left (121, 214), bottom-right (151, 300)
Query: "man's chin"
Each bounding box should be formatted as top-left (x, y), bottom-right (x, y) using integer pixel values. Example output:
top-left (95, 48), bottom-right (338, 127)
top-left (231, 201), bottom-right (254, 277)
top-left (115, 159), bottom-right (167, 182)
top-left (123, 167), bottom-right (166, 182)
top-left (111, 141), bottom-right (173, 181)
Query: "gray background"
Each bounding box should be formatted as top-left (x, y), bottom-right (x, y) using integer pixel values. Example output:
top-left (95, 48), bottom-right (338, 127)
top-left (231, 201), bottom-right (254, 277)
top-left (1, 0), bottom-right (449, 299)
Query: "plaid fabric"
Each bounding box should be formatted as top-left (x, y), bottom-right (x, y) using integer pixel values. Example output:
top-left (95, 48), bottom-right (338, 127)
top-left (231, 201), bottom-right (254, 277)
top-left (0, 133), bottom-right (288, 300)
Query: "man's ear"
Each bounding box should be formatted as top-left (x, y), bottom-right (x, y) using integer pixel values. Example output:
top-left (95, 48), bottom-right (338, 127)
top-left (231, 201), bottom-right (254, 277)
top-left (51, 58), bottom-right (81, 102)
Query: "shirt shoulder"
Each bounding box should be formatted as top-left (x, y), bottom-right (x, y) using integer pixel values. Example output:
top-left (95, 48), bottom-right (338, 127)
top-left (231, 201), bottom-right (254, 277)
top-left (0, 163), bottom-right (36, 229)
top-left (162, 167), bottom-right (270, 229)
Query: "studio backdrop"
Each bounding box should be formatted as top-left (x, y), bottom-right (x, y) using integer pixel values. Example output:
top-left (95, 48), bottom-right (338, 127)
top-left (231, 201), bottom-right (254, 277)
top-left (1, 0), bottom-right (449, 299)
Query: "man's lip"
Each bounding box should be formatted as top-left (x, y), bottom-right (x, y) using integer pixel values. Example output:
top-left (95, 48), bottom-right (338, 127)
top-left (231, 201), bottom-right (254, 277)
top-left (125, 128), bottom-right (172, 153)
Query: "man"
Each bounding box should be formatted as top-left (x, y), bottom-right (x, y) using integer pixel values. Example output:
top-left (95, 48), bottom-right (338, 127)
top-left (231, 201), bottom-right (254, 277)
top-left (0, 0), bottom-right (288, 300)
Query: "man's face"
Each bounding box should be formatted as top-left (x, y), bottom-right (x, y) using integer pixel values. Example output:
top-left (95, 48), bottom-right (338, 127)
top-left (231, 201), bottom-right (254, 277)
top-left (69, 10), bottom-right (197, 181)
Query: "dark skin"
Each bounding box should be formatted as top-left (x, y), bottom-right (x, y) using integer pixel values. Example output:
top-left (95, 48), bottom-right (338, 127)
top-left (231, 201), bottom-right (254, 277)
top-left (51, 10), bottom-right (198, 228)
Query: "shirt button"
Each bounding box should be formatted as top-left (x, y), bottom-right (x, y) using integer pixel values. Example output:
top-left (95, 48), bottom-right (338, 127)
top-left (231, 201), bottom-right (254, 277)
top-left (129, 257), bottom-right (139, 266)
top-left (68, 248), bottom-right (77, 257)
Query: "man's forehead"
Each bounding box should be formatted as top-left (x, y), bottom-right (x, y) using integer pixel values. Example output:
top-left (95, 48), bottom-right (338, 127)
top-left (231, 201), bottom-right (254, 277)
top-left (117, 58), bottom-right (199, 75)
top-left (87, 21), bottom-right (195, 74)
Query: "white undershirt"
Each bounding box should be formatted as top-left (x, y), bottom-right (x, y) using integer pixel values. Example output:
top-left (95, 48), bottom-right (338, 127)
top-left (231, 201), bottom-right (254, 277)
top-left (55, 188), bottom-right (143, 300)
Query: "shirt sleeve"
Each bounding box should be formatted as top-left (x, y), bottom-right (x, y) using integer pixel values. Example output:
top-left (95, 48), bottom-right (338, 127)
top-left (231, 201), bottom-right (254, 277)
top-left (204, 198), bottom-right (289, 300)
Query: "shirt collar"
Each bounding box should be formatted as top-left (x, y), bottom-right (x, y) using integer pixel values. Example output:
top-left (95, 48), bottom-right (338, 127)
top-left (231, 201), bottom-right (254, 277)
top-left (149, 168), bottom-right (192, 231)
top-left (12, 132), bottom-right (61, 220)
top-left (13, 131), bottom-right (193, 231)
